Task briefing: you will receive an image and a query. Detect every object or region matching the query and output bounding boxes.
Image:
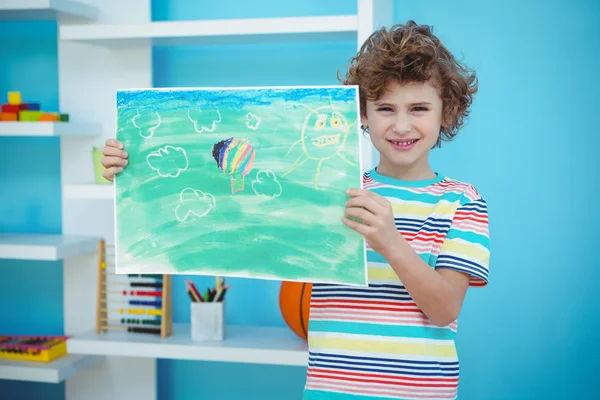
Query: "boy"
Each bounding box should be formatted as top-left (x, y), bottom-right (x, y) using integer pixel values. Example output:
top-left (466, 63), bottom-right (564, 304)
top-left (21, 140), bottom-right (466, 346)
top-left (102, 21), bottom-right (490, 400)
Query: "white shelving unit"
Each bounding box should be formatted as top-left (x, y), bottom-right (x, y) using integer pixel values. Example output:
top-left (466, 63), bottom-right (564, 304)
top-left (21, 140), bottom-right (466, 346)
top-left (0, 0), bottom-right (103, 388)
top-left (63, 184), bottom-right (113, 200)
top-left (0, 233), bottom-right (99, 260)
top-left (0, 0), bottom-right (396, 398)
top-left (0, 122), bottom-right (101, 137)
top-left (0, 0), bottom-right (99, 21)
top-left (68, 324), bottom-right (308, 366)
top-left (60, 15), bottom-right (358, 46)
top-left (0, 354), bottom-right (101, 383)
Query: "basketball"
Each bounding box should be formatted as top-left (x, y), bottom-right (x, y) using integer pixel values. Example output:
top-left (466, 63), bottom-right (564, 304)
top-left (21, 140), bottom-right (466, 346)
top-left (279, 281), bottom-right (312, 340)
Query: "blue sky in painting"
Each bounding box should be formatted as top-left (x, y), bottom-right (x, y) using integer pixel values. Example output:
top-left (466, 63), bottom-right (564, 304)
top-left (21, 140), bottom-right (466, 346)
top-left (116, 86), bottom-right (358, 112)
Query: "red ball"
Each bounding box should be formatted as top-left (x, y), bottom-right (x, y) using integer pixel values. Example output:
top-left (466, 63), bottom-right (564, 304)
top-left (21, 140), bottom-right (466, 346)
top-left (279, 281), bottom-right (312, 340)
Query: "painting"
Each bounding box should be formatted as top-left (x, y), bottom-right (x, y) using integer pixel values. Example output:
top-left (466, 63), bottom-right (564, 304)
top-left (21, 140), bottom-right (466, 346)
top-left (114, 86), bottom-right (367, 286)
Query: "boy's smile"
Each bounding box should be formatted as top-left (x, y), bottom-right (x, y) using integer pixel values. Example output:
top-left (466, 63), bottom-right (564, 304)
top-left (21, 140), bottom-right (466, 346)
top-left (362, 80), bottom-right (443, 180)
top-left (388, 138), bottom-right (420, 151)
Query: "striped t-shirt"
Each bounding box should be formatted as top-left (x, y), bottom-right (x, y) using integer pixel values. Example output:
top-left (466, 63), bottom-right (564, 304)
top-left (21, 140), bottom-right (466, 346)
top-left (303, 168), bottom-right (491, 400)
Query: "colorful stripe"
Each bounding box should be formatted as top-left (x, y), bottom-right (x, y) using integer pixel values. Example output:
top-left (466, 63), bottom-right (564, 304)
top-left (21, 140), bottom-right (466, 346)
top-left (304, 169), bottom-right (491, 400)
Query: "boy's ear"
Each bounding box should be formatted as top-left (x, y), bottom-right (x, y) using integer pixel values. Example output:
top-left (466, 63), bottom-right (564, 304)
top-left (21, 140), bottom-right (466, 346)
top-left (360, 114), bottom-right (368, 129)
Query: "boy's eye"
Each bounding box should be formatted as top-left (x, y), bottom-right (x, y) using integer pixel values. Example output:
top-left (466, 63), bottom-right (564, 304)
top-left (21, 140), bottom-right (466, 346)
top-left (377, 107), bottom-right (393, 112)
top-left (412, 107), bottom-right (429, 112)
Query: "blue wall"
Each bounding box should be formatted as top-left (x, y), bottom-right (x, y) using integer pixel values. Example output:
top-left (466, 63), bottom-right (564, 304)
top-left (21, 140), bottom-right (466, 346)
top-left (0, 0), bottom-right (598, 399)
top-left (0, 20), bottom-right (65, 400)
top-left (394, 1), bottom-right (600, 399)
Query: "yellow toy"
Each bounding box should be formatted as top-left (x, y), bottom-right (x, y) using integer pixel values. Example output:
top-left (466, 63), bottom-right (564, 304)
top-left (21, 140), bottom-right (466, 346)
top-left (8, 91), bottom-right (21, 105)
top-left (0, 335), bottom-right (68, 363)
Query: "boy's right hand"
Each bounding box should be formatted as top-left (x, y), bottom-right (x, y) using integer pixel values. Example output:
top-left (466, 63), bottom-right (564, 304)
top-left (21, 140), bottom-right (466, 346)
top-left (101, 139), bottom-right (128, 182)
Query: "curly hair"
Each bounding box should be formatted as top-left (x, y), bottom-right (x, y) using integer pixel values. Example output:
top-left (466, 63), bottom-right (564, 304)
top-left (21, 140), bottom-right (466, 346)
top-left (340, 21), bottom-right (478, 147)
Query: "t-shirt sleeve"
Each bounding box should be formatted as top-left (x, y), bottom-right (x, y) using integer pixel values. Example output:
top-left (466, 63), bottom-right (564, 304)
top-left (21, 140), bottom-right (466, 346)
top-left (435, 197), bottom-right (490, 287)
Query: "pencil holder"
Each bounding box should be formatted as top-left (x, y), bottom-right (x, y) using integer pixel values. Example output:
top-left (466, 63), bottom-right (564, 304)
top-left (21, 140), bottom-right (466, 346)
top-left (190, 302), bottom-right (225, 341)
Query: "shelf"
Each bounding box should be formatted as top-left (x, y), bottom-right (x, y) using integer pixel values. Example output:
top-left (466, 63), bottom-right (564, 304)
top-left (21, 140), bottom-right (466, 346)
top-left (64, 184), bottom-right (114, 200)
top-left (59, 15), bottom-right (358, 46)
top-left (0, 122), bottom-right (101, 137)
top-left (68, 324), bottom-right (308, 366)
top-left (0, 354), bottom-right (101, 383)
top-left (0, 233), bottom-right (100, 261)
top-left (0, 0), bottom-right (99, 21)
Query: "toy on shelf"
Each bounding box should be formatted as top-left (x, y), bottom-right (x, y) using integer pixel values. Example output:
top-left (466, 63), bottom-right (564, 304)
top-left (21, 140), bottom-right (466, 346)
top-left (0, 91), bottom-right (69, 122)
top-left (96, 239), bottom-right (173, 338)
top-left (0, 335), bottom-right (69, 363)
top-left (92, 146), bottom-right (111, 185)
top-left (279, 281), bottom-right (312, 340)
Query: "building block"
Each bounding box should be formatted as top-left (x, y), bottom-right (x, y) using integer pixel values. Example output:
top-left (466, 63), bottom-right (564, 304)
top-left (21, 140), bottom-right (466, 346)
top-left (19, 111), bottom-right (43, 121)
top-left (0, 112), bottom-right (18, 121)
top-left (60, 113), bottom-right (69, 122)
top-left (39, 113), bottom-right (58, 122)
top-left (8, 92), bottom-right (21, 105)
top-left (25, 103), bottom-right (40, 111)
top-left (2, 104), bottom-right (20, 113)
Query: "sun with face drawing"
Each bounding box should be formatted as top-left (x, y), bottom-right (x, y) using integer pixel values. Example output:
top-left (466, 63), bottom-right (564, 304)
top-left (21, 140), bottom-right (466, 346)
top-left (282, 105), bottom-right (356, 188)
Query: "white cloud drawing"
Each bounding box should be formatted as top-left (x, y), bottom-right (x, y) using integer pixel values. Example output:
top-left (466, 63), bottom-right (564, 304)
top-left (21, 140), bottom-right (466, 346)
top-left (146, 145), bottom-right (189, 178)
top-left (188, 108), bottom-right (222, 133)
top-left (252, 169), bottom-right (282, 198)
top-left (246, 112), bottom-right (261, 130)
top-left (175, 188), bottom-right (216, 222)
top-left (132, 107), bottom-right (161, 139)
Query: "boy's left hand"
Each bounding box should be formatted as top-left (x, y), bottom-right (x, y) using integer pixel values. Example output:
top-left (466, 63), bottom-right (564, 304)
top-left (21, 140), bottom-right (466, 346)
top-left (342, 188), bottom-right (404, 257)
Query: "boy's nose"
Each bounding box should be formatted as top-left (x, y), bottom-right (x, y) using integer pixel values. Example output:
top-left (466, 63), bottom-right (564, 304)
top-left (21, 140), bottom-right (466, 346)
top-left (392, 114), bottom-right (411, 134)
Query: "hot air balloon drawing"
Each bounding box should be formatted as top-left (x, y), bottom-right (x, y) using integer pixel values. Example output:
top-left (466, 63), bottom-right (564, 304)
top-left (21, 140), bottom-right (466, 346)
top-left (212, 137), bottom-right (256, 194)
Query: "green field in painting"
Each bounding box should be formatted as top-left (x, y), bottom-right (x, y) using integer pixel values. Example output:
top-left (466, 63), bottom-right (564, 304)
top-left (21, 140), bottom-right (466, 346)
top-left (115, 87), bottom-right (366, 286)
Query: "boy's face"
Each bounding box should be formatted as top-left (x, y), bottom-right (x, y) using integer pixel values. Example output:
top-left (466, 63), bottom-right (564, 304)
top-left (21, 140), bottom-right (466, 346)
top-left (362, 80), bottom-right (443, 179)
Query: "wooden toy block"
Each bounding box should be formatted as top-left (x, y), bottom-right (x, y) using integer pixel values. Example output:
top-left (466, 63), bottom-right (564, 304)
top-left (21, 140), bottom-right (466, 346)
top-left (2, 104), bottom-right (20, 113)
top-left (60, 113), bottom-right (69, 122)
top-left (25, 103), bottom-right (40, 111)
top-left (19, 111), bottom-right (43, 121)
top-left (8, 91), bottom-right (21, 105)
top-left (39, 113), bottom-right (59, 122)
top-left (0, 112), bottom-right (18, 121)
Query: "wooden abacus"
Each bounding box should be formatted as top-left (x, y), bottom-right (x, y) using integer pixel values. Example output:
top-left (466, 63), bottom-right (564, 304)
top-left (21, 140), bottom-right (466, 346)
top-left (95, 239), bottom-right (172, 338)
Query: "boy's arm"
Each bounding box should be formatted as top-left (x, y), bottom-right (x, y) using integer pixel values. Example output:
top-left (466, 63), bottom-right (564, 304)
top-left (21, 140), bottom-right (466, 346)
top-left (385, 244), bottom-right (471, 327)
top-left (343, 188), bottom-right (490, 327)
